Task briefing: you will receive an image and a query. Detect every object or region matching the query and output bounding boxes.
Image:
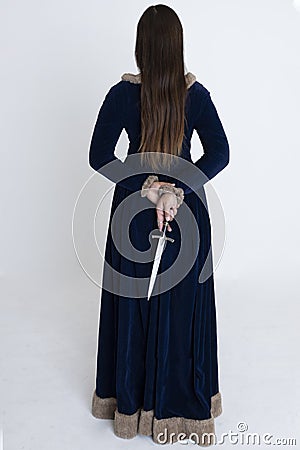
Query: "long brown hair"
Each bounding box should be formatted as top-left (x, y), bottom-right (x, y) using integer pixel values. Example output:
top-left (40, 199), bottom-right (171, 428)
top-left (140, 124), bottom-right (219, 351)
top-left (135, 4), bottom-right (188, 172)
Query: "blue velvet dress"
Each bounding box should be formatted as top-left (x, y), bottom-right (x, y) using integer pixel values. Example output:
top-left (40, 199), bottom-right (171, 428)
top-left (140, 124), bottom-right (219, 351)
top-left (89, 72), bottom-right (230, 446)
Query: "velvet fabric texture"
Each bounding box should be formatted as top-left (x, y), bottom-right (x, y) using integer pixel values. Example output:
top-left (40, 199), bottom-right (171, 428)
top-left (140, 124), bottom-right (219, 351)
top-left (89, 72), bottom-right (230, 444)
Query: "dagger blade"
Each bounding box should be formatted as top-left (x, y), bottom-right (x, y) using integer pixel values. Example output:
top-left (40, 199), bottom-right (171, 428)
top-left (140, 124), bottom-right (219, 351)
top-left (147, 220), bottom-right (174, 301)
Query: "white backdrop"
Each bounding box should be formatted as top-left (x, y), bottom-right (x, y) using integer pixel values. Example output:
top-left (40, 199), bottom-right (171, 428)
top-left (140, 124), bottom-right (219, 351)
top-left (1, 1), bottom-right (300, 449)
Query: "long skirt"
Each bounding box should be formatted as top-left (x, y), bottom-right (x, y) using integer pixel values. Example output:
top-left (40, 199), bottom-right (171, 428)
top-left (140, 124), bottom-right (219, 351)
top-left (91, 180), bottom-right (222, 446)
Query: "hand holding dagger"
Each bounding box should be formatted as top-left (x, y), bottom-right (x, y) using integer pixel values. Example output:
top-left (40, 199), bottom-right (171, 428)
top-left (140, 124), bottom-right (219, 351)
top-left (140, 175), bottom-right (185, 300)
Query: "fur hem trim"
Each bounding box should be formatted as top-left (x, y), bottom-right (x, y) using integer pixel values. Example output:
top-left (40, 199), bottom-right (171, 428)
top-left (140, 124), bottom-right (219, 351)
top-left (91, 390), bottom-right (222, 445)
top-left (91, 393), bottom-right (116, 419)
top-left (114, 408), bottom-right (142, 439)
top-left (152, 415), bottom-right (215, 445)
top-left (211, 392), bottom-right (222, 418)
top-left (121, 72), bottom-right (197, 89)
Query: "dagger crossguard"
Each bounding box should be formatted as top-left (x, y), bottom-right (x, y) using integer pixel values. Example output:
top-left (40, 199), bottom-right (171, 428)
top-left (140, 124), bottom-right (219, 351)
top-left (151, 220), bottom-right (175, 243)
top-left (151, 234), bottom-right (175, 243)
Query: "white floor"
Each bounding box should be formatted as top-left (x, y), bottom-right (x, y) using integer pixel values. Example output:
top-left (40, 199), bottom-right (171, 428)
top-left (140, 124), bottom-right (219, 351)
top-left (0, 274), bottom-right (299, 450)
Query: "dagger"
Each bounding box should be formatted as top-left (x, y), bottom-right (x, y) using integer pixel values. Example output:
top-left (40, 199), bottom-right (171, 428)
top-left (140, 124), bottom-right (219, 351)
top-left (147, 219), bottom-right (175, 301)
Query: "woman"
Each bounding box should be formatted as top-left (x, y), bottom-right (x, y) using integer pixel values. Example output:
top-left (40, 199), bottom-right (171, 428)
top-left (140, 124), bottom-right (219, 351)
top-left (89, 4), bottom-right (230, 446)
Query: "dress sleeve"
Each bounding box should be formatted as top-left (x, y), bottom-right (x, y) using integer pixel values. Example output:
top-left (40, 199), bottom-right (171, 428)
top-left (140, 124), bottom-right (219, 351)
top-left (172, 91), bottom-right (230, 195)
top-left (88, 85), bottom-right (154, 191)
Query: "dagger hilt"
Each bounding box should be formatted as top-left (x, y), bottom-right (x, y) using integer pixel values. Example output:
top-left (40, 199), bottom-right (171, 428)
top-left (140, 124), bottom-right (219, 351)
top-left (152, 220), bottom-right (175, 243)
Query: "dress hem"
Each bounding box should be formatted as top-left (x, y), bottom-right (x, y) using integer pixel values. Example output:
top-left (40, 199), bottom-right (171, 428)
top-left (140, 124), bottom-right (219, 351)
top-left (91, 390), bottom-right (222, 446)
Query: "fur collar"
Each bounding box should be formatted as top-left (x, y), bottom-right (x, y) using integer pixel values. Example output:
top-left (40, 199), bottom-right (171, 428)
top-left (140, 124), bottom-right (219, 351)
top-left (121, 72), bottom-right (196, 89)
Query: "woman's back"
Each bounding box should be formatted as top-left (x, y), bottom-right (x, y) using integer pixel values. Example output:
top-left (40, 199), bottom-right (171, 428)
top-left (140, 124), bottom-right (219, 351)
top-left (89, 71), bottom-right (229, 195)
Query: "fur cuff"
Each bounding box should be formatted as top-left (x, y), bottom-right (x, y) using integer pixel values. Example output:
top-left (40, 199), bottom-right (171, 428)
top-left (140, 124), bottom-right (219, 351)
top-left (140, 175), bottom-right (159, 197)
top-left (140, 175), bottom-right (185, 207)
top-left (158, 184), bottom-right (185, 207)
